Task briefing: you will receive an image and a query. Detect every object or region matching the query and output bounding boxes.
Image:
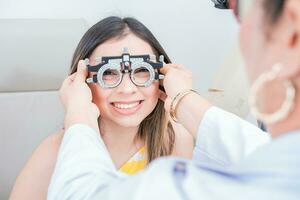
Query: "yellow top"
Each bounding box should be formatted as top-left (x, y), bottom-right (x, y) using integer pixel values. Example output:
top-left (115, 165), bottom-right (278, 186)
top-left (119, 147), bottom-right (147, 175)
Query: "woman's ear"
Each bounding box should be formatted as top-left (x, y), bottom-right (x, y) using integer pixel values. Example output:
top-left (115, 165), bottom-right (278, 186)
top-left (277, 0), bottom-right (300, 79)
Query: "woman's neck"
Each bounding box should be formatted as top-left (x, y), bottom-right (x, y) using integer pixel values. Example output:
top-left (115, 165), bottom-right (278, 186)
top-left (98, 117), bottom-right (144, 168)
top-left (99, 118), bottom-right (142, 148)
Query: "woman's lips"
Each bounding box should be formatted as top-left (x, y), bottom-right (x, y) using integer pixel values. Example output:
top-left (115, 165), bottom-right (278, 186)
top-left (110, 100), bottom-right (144, 115)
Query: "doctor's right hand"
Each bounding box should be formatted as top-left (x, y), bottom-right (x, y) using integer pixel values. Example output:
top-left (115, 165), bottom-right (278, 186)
top-left (59, 60), bottom-right (100, 132)
top-left (159, 64), bottom-right (194, 112)
top-left (159, 64), bottom-right (211, 138)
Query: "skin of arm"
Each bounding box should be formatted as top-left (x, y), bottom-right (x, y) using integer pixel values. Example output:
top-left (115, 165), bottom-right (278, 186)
top-left (171, 120), bottom-right (194, 159)
top-left (9, 130), bottom-right (64, 200)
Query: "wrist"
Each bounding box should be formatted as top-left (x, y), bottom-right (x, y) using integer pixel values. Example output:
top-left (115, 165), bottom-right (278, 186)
top-left (64, 108), bottom-right (99, 133)
top-left (170, 89), bottom-right (197, 122)
top-left (170, 90), bottom-right (212, 137)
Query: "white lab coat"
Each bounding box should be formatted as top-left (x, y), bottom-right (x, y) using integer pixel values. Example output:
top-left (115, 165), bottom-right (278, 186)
top-left (47, 107), bottom-right (270, 199)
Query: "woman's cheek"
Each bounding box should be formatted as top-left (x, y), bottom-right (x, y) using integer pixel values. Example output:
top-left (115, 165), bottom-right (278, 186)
top-left (144, 84), bottom-right (160, 109)
top-left (146, 83), bottom-right (159, 99)
top-left (90, 85), bottom-right (109, 111)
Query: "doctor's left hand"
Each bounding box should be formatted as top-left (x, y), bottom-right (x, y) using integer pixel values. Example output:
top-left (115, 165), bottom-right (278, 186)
top-left (60, 60), bottom-right (100, 132)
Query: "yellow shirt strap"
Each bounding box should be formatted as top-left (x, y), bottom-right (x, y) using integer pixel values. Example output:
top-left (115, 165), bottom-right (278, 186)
top-left (119, 147), bottom-right (147, 175)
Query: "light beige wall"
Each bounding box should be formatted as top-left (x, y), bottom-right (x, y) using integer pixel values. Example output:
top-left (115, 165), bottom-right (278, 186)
top-left (204, 42), bottom-right (250, 117)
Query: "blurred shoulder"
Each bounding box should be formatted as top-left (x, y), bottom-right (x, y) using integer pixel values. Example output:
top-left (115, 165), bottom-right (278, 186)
top-left (10, 130), bottom-right (64, 199)
top-left (34, 129), bottom-right (64, 157)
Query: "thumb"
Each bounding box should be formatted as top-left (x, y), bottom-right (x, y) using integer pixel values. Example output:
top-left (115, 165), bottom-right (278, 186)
top-left (91, 103), bottom-right (100, 118)
top-left (164, 96), bottom-right (172, 113)
top-left (75, 60), bottom-right (88, 83)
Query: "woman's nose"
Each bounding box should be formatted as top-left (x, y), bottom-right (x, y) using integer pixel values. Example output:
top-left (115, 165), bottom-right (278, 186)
top-left (116, 73), bottom-right (137, 94)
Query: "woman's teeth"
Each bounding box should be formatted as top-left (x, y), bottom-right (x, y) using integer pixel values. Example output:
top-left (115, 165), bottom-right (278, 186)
top-left (113, 102), bottom-right (140, 109)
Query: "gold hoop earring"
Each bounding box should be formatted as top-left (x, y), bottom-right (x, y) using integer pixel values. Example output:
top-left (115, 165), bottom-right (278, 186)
top-left (249, 63), bottom-right (296, 124)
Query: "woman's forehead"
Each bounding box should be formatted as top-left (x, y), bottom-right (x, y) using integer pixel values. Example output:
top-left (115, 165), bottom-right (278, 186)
top-left (89, 34), bottom-right (154, 60)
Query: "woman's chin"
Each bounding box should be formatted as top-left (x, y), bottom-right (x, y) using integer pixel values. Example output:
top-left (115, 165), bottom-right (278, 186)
top-left (100, 116), bottom-right (142, 128)
top-left (114, 118), bottom-right (143, 128)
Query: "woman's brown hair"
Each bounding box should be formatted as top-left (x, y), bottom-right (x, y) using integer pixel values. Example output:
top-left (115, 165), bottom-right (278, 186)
top-left (69, 16), bottom-right (175, 162)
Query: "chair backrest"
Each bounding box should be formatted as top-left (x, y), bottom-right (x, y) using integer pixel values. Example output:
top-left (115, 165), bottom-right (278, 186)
top-left (0, 19), bottom-right (88, 199)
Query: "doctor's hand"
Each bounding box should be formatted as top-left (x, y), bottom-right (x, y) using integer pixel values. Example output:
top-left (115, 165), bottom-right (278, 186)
top-left (159, 64), bottom-right (193, 112)
top-left (60, 60), bottom-right (100, 132)
top-left (159, 64), bottom-right (211, 138)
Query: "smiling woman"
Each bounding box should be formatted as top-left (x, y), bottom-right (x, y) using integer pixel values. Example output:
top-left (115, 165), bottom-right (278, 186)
top-left (70, 16), bottom-right (185, 166)
top-left (9, 16), bottom-right (194, 200)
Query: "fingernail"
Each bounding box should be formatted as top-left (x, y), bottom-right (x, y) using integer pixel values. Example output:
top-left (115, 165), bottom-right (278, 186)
top-left (84, 58), bottom-right (89, 66)
top-left (79, 60), bottom-right (87, 69)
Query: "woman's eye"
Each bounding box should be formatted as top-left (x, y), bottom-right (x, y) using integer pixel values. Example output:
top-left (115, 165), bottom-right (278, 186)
top-left (103, 69), bottom-right (118, 76)
top-left (103, 71), bottom-right (113, 75)
top-left (135, 68), bottom-right (148, 73)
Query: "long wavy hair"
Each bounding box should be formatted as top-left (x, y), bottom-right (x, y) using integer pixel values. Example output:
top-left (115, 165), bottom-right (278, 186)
top-left (69, 16), bottom-right (175, 162)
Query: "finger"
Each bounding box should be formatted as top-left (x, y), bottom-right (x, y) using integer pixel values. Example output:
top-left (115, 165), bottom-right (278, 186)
top-left (62, 74), bottom-right (77, 88)
top-left (164, 97), bottom-right (172, 113)
top-left (69, 73), bottom-right (77, 82)
top-left (159, 64), bottom-right (183, 74)
top-left (175, 64), bottom-right (186, 70)
top-left (158, 90), bottom-right (167, 102)
top-left (159, 64), bottom-right (171, 75)
top-left (64, 73), bottom-right (77, 84)
top-left (61, 74), bottom-right (75, 89)
top-left (74, 60), bottom-right (88, 83)
top-left (91, 103), bottom-right (101, 118)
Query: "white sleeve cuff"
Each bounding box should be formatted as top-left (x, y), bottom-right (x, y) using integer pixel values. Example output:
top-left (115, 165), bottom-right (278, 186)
top-left (193, 107), bottom-right (270, 166)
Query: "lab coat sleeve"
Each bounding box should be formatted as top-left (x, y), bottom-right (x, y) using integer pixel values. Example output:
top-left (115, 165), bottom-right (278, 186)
top-left (47, 124), bottom-right (127, 200)
top-left (193, 106), bottom-right (271, 167)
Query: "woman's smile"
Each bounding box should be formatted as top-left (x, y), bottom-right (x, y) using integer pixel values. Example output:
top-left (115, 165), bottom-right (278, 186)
top-left (110, 100), bottom-right (144, 115)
